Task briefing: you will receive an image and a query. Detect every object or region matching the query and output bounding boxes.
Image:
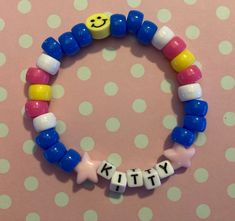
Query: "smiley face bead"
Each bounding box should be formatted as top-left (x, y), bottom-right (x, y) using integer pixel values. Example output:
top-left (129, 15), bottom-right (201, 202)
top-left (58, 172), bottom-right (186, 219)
top-left (85, 13), bottom-right (110, 39)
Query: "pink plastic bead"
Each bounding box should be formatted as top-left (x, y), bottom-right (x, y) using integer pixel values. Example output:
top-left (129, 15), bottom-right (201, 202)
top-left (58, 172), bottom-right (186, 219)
top-left (177, 65), bottom-right (202, 85)
top-left (26, 67), bottom-right (50, 84)
top-left (162, 36), bottom-right (186, 60)
top-left (25, 100), bottom-right (49, 118)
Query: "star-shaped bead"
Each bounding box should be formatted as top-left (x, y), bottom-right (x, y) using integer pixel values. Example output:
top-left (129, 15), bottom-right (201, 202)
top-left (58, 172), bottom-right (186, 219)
top-left (75, 152), bottom-right (101, 184)
top-left (163, 143), bottom-right (196, 169)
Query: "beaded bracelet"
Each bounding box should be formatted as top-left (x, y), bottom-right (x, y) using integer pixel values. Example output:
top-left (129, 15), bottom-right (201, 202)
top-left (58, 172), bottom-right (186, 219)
top-left (24, 10), bottom-right (208, 194)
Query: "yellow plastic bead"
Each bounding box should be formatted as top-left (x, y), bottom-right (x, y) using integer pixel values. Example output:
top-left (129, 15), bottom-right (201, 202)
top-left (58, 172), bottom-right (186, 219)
top-left (170, 49), bottom-right (196, 72)
top-left (28, 84), bottom-right (52, 101)
top-left (85, 13), bottom-right (110, 39)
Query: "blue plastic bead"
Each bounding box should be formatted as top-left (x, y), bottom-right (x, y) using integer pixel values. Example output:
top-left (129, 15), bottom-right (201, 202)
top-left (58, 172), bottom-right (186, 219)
top-left (59, 149), bottom-right (81, 172)
top-left (184, 100), bottom-right (208, 117)
top-left (43, 142), bottom-right (67, 163)
top-left (71, 23), bottom-right (93, 47)
top-left (127, 10), bottom-right (144, 34)
top-left (41, 37), bottom-right (63, 61)
top-left (35, 128), bottom-right (59, 150)
top-left (183, 115), bottom-right (207, 132)
top-left (171, 127), bottom-right (196, 147)
top-left (58, 32), bottom-right (80, 56)
top-left (110, 14), bottom-right (127, 38)
top-left (136, 20), bottom-right (158, 45)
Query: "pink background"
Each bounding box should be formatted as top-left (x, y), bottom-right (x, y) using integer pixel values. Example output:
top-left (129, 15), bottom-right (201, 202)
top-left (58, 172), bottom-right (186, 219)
top-left (1, 0), bottom-right (235, 220)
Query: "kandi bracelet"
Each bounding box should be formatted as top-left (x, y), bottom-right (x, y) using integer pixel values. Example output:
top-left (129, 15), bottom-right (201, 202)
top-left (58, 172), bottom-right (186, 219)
top-left (24, 10), bottom-right (208, 194)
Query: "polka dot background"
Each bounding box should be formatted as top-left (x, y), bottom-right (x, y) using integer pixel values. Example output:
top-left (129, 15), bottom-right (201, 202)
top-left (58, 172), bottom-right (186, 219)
top-left (0, 0), bottom-right (235, 220)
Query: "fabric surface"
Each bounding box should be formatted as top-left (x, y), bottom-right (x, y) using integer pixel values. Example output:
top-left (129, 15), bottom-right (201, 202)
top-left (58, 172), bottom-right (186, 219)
top-left (0, 0), bottom-right (235, 220)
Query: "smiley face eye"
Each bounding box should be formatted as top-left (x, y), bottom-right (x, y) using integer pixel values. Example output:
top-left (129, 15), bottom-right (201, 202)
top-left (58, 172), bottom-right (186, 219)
top-left (97, 16), bottom-right (101, 19)
top-left (90, 19), bottom-right (95, 22)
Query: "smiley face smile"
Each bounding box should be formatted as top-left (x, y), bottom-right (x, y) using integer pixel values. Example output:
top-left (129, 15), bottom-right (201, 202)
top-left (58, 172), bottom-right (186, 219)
top-left (91, 19), bottom-right (108, 28)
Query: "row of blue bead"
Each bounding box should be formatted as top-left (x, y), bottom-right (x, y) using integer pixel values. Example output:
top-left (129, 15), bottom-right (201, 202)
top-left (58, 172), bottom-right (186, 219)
top-left (171, 99), bottom-right (208, 147)
top-left (35, 128), bottom-right (81, 172)
top-left (41, 10), bottom-right (158, 61)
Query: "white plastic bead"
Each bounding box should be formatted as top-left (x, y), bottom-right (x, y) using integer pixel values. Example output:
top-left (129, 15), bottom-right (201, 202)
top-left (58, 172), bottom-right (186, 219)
top-left (154, 160), bottom-right (174, 179)
top-left (36, 53), bottom-right (60, 75)
top-left (152, 26), bottom-right (175, 50)
top-left (33, 112), bottom-right (57, 132)
top-left (97, 160), bottom-right (116, 180)
top-left (142, 168), bottom-right (161, 190)
top-left (110, 171), bottom-right (127, 193)
top-left (178, 83), bottom-right (202, 102)
top-left (126, 168), bottom-right (143, 187)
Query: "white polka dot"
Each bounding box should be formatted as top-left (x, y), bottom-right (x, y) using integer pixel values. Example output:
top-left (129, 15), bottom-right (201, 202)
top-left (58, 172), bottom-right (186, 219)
top-left (0, 87), bottom-right (7, 102)
top-left (218, 40), bottom-right (233, 55)
top-left (185, 25), bottom-right (200, 40)
top-left (17, 0), bottom-right (32, 14)
top-left (0, 159), bottom-right (10, 174)
top-left (105, 117), bottom-right (120, 132)
top-left (157, 9), bottom-right (172, 23)
top-left (18, 34), bottom-right (33, 48)
top-left (0, 123), bottom-right (9, 137)
top-left (160, 79), bottom-right (175, 93)
top-left (104, 82), bottom-right (119, 96)
top-left (0, 52), bottom-right (6, 66)
top-left (47, 14), bottom-right (61, 29)
top-left (162, 115), bottom-right (177, 129)
top-left (127, 0), bottom-right (141, 8)
top-left (79, 101), bottom-right (94, 116)
top-left (134, 134), bottom-right (149, 149)
top-left (74, 0), bottom-right (88, 11)
top-left (184, 0), bottom-right (197, 5)
top-left (216, 6), bottom-right (230, 20)
top-left (0, 18), bottom-right (5, 31)
top-left (132, 99), bottom-right (147, 113)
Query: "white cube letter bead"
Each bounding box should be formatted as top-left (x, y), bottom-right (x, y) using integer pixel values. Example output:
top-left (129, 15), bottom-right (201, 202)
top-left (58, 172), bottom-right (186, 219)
top-left (126, 168), bottom-right (143, 187)
top-left (154, 160), bottom-right (174, 179)
top-left (152, 26), bottom-right (175, 50)
top-left (142, 168), bottom-right (161, 190)
top-left (178, 83), bottom-right (202, 102)
top-left (36, 54), bottom-right (60, 75)
top-left (97, 160), bottom-right (116, 180)
top-left (33, 112), bottom-right (57, 132)
top-left (110, 171), bottom-right (127, 193)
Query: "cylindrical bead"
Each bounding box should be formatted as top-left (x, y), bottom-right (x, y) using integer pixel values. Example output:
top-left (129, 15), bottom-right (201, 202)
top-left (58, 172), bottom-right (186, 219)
top-left (36, 54), bottom-right (60, 75)
top-left (152, 26), bottom-right (175, 50)
top-left (178, 83), bottom-right (202, 102)
top-left (137, 20), bottom-right (158, 45)
top-left (35, 128), bottom-right (59, 150)
top-left (184, 100), bottom-right (208, 117)
top-left (44, 142), bottom-right (67, 163)
top-left (25, 100), bottom-right (49, 118)
top-left (58, 32), bottom-right (80, 56)
top-left (183, 115), bottom-right (207, 132)
top-left (171, 127), bottom-right (196, 147)
top-left (26, 67), bottom-right (50, 84)
top-left (126, 10), bottom-right (144, 34)
top-left (177, 65), bottom-right (202, 85)
top-left (110, 14), bottom-right (127, 38)
top-left (171, 49), bottom-right (196, 72)
top-left (41, 37), bottom-right (63, 61)
top-left (59, 149), bottom-right (81, 172)
top-left (28, 84), bottom-right (52, 101)
top-left (71, 23), bottom-right (93, 47)
top-left (162, 36), bottom-right (186, 60)
top-left (33, 112), bottom-right (56, 132)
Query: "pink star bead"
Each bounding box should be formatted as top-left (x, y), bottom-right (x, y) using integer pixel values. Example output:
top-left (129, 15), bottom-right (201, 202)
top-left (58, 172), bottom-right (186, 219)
top-left (75, 152), bottom-right (101, 184)
top-left (163, 143), bottom-right (196, 169)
